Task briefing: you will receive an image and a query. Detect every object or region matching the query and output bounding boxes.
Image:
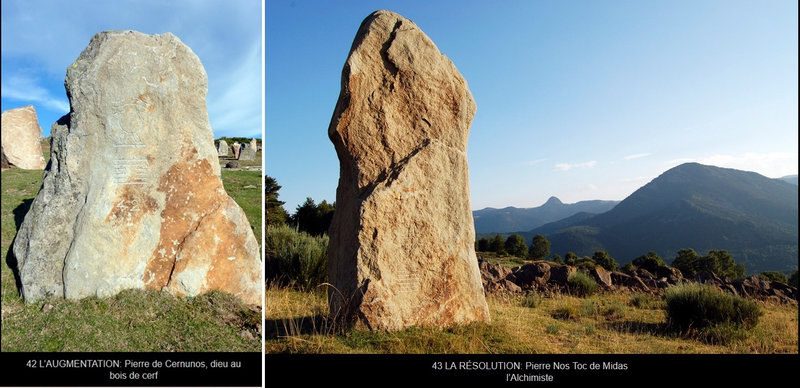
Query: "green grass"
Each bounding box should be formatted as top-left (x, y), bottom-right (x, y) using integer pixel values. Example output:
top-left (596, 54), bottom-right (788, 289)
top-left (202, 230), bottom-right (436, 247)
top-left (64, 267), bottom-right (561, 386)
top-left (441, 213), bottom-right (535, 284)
top-left (221, 169), bottom-right (263, 248)
top-left (265, 287), bottom-right (798, 354)
top-left (1, 145), bottom-right (262, 352)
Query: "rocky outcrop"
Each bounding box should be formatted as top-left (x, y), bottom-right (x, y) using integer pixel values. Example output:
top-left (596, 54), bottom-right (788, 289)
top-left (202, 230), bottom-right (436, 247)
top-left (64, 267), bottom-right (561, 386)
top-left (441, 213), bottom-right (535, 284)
top-left (477, 258), bottom-right (797, 304)
top-left (12, 31), bottom-right (261, 306)
top-left (327, 10), bottom-right (489, 330)
top-left (1, 105), bottom-right (47, 170)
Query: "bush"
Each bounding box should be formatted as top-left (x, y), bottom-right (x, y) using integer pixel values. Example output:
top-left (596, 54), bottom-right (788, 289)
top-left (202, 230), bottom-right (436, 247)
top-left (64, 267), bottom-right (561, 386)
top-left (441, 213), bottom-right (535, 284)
top-left (759, 271), bottom-right (789, 284)
top-left (592, 250), bottom-right (618, 271)
top-left (621, 262), bottom-right (637, 275)
top-left (521, 292), bottom-right (542, 308)
top-left (552, 305), bottom-right (579, 320)
top-left (671, 248), bottom-right (745, 280)
top-left (550, 254), bottom-right (563, 264)
top-left (631, 251), bottom-right (666, 273)
top-left (664, 283), bottom-right (762, 331)
top-left (790, 270), bottom-right (798, 288)
top-left (629, 293), bottom-right (663, 309)
top-left (567, 272), bottom-right (598, 297)
top-left (265, 224), bottom-right (328, 290)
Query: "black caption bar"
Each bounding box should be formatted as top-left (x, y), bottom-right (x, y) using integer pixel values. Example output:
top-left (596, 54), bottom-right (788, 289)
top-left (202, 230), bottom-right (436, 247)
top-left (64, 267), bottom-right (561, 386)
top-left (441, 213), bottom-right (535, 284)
top-left (0, 352), bottom-right (261, 387)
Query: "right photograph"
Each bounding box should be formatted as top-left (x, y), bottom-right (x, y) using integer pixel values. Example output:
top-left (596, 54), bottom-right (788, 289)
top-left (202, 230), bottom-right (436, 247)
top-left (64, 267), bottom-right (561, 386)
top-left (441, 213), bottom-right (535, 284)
top-left (265, 0), bottom-right (797, 364)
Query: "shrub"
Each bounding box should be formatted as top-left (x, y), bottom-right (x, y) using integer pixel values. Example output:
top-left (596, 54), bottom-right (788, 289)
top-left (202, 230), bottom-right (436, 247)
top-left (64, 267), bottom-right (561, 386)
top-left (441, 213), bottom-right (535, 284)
top-left (671, 248), bottom-right (745, 280)
top-left (621, 262), bottom-right (637, 275)
top-left (265, 224), bottom-right (328, 290)
top-left (629, 293), bottom-right (663, 309)
top-left (790, 270), bottom-right (798, 288)
top-left (631, 251), bottom-right (666, 273)
top-left (567, 272), bottom-right (598, 297)
top-left (521, 292), bottom-right (542, 308)
top-left (592, 250), bottom-right (618, 271)
top-left (664, 283), bottom-right (762, 331)
top-left (552, 305), bottom-right (579, 320)
top-left (759, 271), bottom-right (789, 284)
top-left (550, 254), bottom-right (563, 264)
top-left (602, 302), bottom-right (626, 319)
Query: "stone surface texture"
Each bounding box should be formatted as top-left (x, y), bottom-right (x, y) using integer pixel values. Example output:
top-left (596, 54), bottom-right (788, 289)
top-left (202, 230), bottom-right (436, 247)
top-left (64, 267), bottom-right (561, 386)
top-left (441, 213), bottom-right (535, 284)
top-left (217, 139), bottom-right (228, 156)
top-left (12, 31), bottom-right (261, 306)
top-left (327, 10), bottom-right (489, 330)
top-left (1, 144), bottom-right (9, 170)
top-left (1, 105), bottom-right (47, 170)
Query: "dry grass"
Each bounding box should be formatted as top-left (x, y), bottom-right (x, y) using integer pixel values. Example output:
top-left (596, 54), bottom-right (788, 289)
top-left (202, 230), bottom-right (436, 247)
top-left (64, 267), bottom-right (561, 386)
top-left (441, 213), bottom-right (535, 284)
top-left (265, 286), bottom-right (798, 354)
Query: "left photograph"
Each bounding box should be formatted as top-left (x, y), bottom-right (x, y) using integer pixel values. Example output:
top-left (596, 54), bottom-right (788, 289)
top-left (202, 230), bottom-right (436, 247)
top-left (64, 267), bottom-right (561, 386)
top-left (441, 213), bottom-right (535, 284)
top-left (1, 0), bottom-right (263, 354)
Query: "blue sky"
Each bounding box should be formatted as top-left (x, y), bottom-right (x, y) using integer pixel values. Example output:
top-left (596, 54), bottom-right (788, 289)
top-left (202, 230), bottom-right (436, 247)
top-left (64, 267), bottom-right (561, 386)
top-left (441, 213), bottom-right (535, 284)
top-left (1, 0), bottom-right (262, 139)
top-left (267, 0), bottom-right (798, 213)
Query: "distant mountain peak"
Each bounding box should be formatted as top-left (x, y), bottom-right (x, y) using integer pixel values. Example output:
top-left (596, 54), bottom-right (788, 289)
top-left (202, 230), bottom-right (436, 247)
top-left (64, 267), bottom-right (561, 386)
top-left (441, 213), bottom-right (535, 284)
top-left (544, 196), bottom-right (563, 206)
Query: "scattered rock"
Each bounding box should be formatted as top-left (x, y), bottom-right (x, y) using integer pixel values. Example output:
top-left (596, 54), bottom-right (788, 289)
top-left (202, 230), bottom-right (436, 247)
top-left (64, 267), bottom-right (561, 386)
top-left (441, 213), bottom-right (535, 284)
top-left (1, 105), bottom-right (47, 170)
top-left (326, 10), bottom-right (489, 331)
top-left (225, 160), bottom-right (239, 169)
top-left (508, 262), bottom-right (551, 289)
top-left (12, 31), bottom-right (262, 306)
top-left (588, 266), bottom-right (614, 290)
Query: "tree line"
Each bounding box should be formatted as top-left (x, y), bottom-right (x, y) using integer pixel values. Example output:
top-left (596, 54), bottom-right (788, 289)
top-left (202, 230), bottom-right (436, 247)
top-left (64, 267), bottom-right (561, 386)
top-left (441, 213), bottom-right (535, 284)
top-left (265, 174), bottom-right (334, 236)
top-left (476, 233), bottom-right (797, 285)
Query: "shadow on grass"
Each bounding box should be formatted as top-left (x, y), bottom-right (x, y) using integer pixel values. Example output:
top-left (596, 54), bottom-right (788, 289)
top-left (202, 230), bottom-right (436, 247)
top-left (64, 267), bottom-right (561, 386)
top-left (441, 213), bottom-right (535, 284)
top-left (606, 320), bottom-right (669, 336)
top-left (13, 198), bottom-right (34, 230)
top-left (4, 199), bottom-right (33, 296)
top-left (264, 315), bottom-right (331, 340)
top-left (5, 197), bottom-right (36, 298)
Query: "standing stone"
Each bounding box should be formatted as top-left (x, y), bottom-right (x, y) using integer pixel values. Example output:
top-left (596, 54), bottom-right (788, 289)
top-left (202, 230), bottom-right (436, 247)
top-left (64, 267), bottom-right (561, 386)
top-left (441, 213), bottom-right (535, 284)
top-left (1, 105), bottom-right (47, 170)
top-left (231, 142), bottom-right (241, 159)
top-left (12, 31), bottom-right (261, 306)
top-left (239, 141), bottom-right (256, 161)
top-left (249, 138), bottom-right (258, 152)
top-left (327, 10), bottom-right (489, 330)
top-left (217, 139), bottom-right (229, 156)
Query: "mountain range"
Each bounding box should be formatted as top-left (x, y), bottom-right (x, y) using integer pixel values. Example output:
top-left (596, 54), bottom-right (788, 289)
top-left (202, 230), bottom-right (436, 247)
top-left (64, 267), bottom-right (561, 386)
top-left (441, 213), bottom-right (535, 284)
top-left (473, 197), bottom-right (619, 234)
top-left (479, 163), bottom-right (798, 274)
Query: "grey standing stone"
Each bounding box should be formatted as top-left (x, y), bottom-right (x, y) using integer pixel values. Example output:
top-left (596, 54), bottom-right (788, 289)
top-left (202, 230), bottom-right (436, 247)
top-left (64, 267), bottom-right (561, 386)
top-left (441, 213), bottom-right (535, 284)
top-left (217, 139), bottom-right (229, 156)
top-left (12, 31), bottom-right (262, 306)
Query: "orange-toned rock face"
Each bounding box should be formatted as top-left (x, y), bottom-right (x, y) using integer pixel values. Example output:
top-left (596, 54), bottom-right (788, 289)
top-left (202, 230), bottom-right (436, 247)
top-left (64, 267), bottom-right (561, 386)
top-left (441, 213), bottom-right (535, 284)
top-left (13, 31), bottom-right (261, 306)
top-left (1, 105), bottom-right (46, 170)
top-left (327, 11), bottom-right (489, 331)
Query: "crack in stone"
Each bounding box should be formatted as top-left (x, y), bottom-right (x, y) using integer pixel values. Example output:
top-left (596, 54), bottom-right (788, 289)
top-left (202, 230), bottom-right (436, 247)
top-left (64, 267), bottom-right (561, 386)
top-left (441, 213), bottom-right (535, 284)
top-left (162, 202), bottom-right (222, 289)
top-left (380, 20), bottom-right (403, 77)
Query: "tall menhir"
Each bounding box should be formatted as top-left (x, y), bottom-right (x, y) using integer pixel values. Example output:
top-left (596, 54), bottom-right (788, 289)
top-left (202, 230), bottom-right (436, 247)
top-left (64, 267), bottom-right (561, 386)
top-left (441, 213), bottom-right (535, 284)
top-left (327, 10), bottom-right (490, 331)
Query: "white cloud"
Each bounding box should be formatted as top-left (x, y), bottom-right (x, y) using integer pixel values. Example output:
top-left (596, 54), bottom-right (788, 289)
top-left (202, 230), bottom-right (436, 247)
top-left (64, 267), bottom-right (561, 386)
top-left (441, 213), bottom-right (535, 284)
top-left (554, 160), bottom-right (597, 171)
top-left (1, 74), bottom-right (69, 113)
top-left (624, 153), bottom-right (651, 160)
top-left (667, 152), bottom-right (799, 177)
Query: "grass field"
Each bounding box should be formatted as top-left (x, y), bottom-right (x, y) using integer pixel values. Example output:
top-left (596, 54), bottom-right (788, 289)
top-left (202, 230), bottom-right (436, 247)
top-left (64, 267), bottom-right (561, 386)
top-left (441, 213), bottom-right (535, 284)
top-left (264, 286), bottom-right (798, 354)
top-left (1, 144), bottom-right (262, 352)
